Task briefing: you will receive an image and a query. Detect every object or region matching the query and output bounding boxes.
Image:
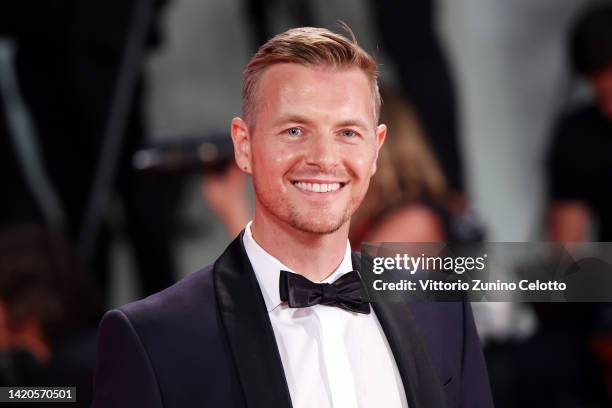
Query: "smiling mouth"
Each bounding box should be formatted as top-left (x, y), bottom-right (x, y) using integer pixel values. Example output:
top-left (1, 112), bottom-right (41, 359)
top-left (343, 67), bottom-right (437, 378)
top-left (292, 181), bottom-right (346, 193)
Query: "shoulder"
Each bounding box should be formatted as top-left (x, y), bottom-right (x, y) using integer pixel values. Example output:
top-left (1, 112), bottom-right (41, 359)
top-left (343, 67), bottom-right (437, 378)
top-left (102, 264), bottom-right (219, 348)
top-left (119, 264), bottom-right (215, 320)
top-left (556, 104), bottom-right (600, 126)
top-left (552, 104), bottom-right (603, 144)
top-left (548, 104), bottom-right (609, 182)
top-left (94, 264), bottom-right (239, 406)
top-left (97, 263), bottom-right (225, 374)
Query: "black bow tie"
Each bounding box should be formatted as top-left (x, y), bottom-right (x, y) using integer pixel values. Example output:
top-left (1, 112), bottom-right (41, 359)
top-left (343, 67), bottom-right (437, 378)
top-left (279, 270), bottom-right (370, 314)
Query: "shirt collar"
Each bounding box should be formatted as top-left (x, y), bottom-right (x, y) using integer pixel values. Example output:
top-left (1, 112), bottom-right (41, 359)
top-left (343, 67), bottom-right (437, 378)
top-left (242, 220), bottom-right (354, 312)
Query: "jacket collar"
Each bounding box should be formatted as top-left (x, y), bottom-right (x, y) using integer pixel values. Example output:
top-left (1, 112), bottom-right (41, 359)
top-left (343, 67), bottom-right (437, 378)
top-left (214, 231), bottom-right (293, 408)
top-left (213, 233), bottom-right (445, 408)
top-left (353, 252), bottom-right (447, 408)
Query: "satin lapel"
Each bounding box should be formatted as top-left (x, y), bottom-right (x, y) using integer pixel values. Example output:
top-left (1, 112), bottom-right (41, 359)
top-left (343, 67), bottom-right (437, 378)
top-left (352, 253), bottom-right (446, 408)
top-left (214, 233), bottom-right (293, 408)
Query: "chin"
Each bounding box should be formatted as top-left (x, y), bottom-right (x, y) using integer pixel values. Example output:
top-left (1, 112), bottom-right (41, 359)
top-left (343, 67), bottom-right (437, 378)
top-left (288, 214), bottom-right (348, 235)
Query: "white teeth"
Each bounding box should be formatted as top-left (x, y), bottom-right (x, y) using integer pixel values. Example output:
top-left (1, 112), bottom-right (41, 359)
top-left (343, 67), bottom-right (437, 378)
top-left (294, 182), bottom-right (341, 193)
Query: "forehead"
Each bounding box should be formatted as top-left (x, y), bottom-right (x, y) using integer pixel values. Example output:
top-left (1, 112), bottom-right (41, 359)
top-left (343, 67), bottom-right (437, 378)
top-left (254, 63), bottom-right (376, 126)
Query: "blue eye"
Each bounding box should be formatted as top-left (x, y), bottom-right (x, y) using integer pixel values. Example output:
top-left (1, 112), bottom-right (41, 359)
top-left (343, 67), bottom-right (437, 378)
top-left (341, 129), bottom-right (356, 138)
top-left (287, 127), bottom-right (302, 137)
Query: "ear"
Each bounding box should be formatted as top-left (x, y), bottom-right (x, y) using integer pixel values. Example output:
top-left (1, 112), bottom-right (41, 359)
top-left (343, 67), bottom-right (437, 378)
top-left (230, 117), bottom-right (252, 174)
top-left (370, 124), bottom-right (387, 175)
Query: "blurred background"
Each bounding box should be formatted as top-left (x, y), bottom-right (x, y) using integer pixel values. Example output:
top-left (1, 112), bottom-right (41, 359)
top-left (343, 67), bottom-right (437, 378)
top-left (1, 0), bottom-right (612, 406)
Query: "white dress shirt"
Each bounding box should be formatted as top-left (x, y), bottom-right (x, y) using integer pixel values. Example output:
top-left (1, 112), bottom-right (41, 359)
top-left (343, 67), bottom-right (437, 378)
top-left (243, 221), bottom-right (408, 408)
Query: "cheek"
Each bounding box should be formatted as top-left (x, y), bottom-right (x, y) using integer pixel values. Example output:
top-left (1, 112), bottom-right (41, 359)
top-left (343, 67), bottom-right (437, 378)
top-left (354, 156), bottom-right (366, 167)
top-left (273, 149), bottom-right (299, 167)
top-left (350, 150), bottom-right (378, 178)
top-left (252, 144), bottom-right (301, 185)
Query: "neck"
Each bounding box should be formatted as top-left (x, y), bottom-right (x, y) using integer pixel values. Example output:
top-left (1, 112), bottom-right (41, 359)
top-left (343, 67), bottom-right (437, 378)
top-left (251, 214), bottom-right (349, 282)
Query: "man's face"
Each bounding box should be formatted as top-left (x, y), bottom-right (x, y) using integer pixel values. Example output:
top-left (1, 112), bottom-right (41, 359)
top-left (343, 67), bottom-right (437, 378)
top-left (591, 64), bottom-right (612, 119)
top-left (232, 63), bottom-right (385, 235)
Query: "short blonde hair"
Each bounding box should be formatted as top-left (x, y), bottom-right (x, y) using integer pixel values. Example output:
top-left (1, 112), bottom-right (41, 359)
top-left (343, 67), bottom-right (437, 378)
top-left (242, 26), bottom-right (381, 127)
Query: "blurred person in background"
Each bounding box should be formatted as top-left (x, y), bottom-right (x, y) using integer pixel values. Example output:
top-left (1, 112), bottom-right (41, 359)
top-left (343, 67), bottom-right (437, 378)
top-left (0, 224), bottom-right (102, 407)
top-left (548, 2), bottom-right (612, 242)
top-left (349, 87), bottom-right (448, 247)
top-left (526, 4), bottom-right (612, 406)
top-left (552, 3), bottom-right (612, 401)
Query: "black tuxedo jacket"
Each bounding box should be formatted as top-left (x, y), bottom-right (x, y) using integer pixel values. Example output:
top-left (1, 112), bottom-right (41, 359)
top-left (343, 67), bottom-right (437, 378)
top-left (92, 234), bottom-right (493, 407)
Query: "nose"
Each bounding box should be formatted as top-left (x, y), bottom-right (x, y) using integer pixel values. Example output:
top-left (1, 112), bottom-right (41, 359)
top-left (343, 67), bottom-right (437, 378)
top-left (304, 133), bottom-right (340, 172)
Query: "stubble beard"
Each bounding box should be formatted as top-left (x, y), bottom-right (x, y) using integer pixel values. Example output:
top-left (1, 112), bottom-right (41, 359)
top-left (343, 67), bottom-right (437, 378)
top-left (286, 205), bottom-right (350, 235)
top-left (254, 184), bottom-right (359, 235)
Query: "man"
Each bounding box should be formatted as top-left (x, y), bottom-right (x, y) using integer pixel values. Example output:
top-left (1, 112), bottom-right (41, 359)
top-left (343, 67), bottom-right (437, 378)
top-left (548, 3), bottom-right (612, 242)
top-left (92, 27), bottom-right (493, 407)
top-left (542, 4), bottom-right (612, 406)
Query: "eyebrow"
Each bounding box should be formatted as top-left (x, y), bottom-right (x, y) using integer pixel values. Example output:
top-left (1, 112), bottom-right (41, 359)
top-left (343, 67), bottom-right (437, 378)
top-left (272, 115), bottom-right (370, 130)
top-left (334, 119), bottom-right (369, 130)
top-left (272, 115), bottom-right (313, 127)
